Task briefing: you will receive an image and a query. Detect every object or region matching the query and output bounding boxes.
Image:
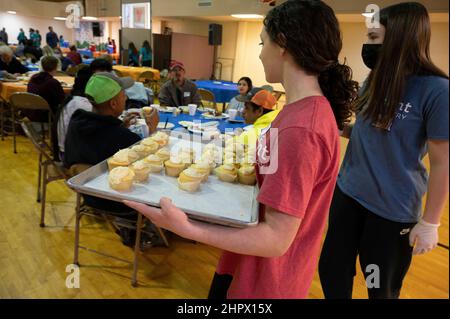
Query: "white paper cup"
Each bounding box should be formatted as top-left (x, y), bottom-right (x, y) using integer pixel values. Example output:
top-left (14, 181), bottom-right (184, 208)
top-left (228, 109), bottom-right (238, 120)
top-left (188, 104), bottom-right (197, 116)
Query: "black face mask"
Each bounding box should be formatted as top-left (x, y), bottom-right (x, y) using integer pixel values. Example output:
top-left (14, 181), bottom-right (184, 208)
top-left (362, 44), bottom-right (382, 70)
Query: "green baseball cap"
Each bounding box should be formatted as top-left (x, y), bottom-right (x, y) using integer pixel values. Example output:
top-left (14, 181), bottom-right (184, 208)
top-left (85, 72), bottom-right (135, 104)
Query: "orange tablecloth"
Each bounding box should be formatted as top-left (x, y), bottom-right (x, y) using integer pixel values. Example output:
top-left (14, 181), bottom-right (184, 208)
top-left (113, 65), bottom-right (160, 81)
top-left (93, 51), bottom-right (120, 63)
top-left (0, 76), bottom-right (73, 101)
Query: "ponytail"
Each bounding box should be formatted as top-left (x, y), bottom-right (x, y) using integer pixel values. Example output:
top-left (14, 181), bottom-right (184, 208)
top-left (319, 61), bottom-right (359, 130)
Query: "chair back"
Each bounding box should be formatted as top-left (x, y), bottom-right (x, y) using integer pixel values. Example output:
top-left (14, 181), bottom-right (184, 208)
top-left (198, 88), bottom-right (217, 110)
top-left (66, 65), bottom-right (79, 77)
top-left (9, 92), bottom-right (50, 111)
top-left (20, 118), bottom-right (69, 179)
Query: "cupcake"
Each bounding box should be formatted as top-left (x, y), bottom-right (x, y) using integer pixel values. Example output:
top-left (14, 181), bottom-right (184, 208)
top-left (143, 154), bottom-right (164, 173)
top-left (130, 160), bottom-right (152, 182)
top-left (150, 131), bottom-right (169, 147)
top-left (179, 167), bottom-right (205, 183)
top-left (177, 168), bottom-right (203, 192)
top-left (215, 164), bottom-right (238, 183)
top-left (131, 144), bottom-right (153, 159)
top-left (108, 167), bottom-right (135, 191)
top-left (140, 137), bottom-right (160, 154)
top-left (238, 164), bottom-right (256, 185)
top-left (190, 161), bottom-right (211, 182)
top-left (177, 177), bottom-right (201, 193)
top-left (155, 147), bottom-right (171, 161)
top-left (107, 148), bottom-right (140, 170)
top-left (164, 153), bottom-right (187, 177)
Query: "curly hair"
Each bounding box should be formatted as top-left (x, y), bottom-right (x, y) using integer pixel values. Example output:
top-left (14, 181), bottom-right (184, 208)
top-left (264, 0), bottom-right (359, 129)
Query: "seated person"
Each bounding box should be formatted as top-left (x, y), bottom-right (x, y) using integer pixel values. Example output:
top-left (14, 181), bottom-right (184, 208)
top-left (23, 39), bottom-right (43, 63)
top-left (227, 76), bottom-right (252, 116)
top-left (90, 57), bottom-right (153, 108)
top-left (237, 88), bottom-right (280, 148)
top-left (27, 56), bottom-right (66, 159)
top-left (158, 60), bottom-right (201, 107)
top-left (27, 56), bottom-right (65, 119)
top-left (0, 70), bottom-right (16, 80)
top-left (0, 45), bottom-right (28, 74)
top-left (63, 73), bottom-right (159, 247)
top-left (66, 45), bottom-right (82, 66)
top-left (57, 66), bottom-right (93, 158)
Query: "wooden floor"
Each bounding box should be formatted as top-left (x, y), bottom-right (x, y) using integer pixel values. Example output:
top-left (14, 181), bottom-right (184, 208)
top-left (0, 135), bottom-right (448, 299)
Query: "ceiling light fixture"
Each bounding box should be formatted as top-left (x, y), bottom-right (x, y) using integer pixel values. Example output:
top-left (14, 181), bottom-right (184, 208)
top-left (54, 17), bottom-right (67, 21)
top-left (82, 16), bottom-right (98, 21)
top-left (7, 11), bottom-right (17, 15)
top-left (231, 14), bottom-right (264, 19)
top-left (362, 12), bottom-right (376, 18)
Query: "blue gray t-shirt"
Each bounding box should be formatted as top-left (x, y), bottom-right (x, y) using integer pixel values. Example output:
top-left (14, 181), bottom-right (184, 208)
top-left (338, 76), bottom-right (449, 223)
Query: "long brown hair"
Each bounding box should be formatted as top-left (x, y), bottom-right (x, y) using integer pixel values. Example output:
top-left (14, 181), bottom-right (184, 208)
top-left (264, 0), bottom-right (359, 130)
top-left (356, 2), bottom-right (448, 128)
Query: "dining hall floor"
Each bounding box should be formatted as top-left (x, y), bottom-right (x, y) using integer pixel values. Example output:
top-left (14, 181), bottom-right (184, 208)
top-left (0, 134), bottom-right (448, 299)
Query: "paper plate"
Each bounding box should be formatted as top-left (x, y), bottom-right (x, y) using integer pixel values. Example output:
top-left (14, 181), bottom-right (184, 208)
top-left (157, 122), bottom-right (175, 129)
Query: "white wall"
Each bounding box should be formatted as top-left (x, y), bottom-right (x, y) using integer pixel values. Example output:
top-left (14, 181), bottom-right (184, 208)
top-left (0, 12), bottom-right (75, 46)
top-left (228, 19), bottom-right (450, 92)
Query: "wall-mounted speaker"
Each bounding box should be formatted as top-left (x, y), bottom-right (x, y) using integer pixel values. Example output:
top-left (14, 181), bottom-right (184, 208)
top-left (208, 23), bottom-right (222, 46)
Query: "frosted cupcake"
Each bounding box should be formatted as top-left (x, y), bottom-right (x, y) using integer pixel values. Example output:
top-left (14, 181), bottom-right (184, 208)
top-left (143, 154), bottom-right (164, 173)
top-left (130, 160), bottom-right (152, 182)
top-left (107, 148), bottom-right (140, 171)
top-left (140, 137), bottom-right (160, 154)
top-left (164, 153), bottom-right (186, 177)
top-left (190, 160), bottom-right (211, 182)
top-left (177, 167), bottom-right (204, 192)
top-left (150, 131), bottom-right (169, 147)
top-left (108, 167), bottom-right (135, 191)
top-left (155, 147), bottom-right (171, 162)
top-left (215, 164), bottom-right (238, 183)
top-left (131, 144), bottom-right (153, 159)
top-left (238, 164), bottom-right (256, 185)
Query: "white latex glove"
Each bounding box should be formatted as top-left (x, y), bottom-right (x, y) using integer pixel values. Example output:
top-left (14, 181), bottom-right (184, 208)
top-left (409, 218), bottom-right (440, 255)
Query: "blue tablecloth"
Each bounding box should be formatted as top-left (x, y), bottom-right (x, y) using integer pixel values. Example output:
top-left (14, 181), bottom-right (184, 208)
top-left (82, 58), bottom-right (116, 65)
top-left (158, 111), bottom-right (246, 134)
top-left (78, 49), bottom-right (93, 58)
top-left (195, 80), bottom-right (239, 104)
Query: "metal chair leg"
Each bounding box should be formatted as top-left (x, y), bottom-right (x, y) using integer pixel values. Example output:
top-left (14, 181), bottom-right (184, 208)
top-left (37, 153), bottom-right (42, 203)
top-left (39, 163), bottom-right (48, 227)
top-left (155, 226), bottom-right (170, 247)
top-left (1, 103), bottom-right (4, 141)
top-left (131, 213), bottom-right (143, 287)
top-left (73, 193), bottom-right (82, 266)
top-left (12, 111), bottom-right (16, 153)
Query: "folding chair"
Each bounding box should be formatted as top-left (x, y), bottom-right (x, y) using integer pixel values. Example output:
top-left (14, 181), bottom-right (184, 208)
top-left (70, 164), bottom-right (169, 287)
top-left (20, 118), bottom-right (71, 227)
top-left (0, 95), bottom-right (8, 141)
top-left (198, 88), bottom-right (217, 111)
top-left (9, 92), bottom-right (52, 154)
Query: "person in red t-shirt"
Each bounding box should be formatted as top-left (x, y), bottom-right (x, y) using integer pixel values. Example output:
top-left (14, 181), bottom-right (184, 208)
top-left (124, 0), bottom-right (358, 299)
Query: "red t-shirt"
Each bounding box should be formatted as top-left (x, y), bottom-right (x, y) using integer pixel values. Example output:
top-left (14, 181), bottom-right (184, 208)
top-left (216, 96), bottom-right (340, 298)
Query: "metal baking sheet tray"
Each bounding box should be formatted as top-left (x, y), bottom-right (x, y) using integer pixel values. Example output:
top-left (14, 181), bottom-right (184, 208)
top-left (66, 139), bottom-right (259, 228)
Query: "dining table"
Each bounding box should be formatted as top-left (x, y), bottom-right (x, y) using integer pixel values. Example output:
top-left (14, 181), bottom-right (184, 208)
top-left (156, 108), bottom-right (247, 135)
top-left (0, 76), bottom-right (74, 101)
top-left (113, 65), bottom-right (161, 81)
